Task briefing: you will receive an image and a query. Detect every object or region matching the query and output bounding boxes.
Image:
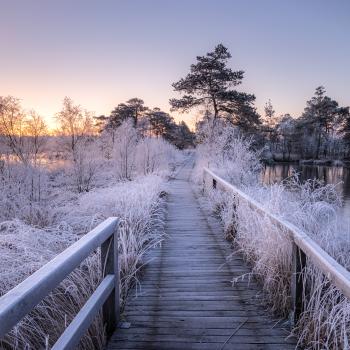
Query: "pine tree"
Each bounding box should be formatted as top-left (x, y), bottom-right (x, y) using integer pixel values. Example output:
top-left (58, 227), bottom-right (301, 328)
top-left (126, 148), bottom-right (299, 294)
top-left (174, 121), bottom-right (195, 149)
top-left (169, 44), bottom-right (260, 131)
top-left (107, 98), bottom-right (148, 129)
top-left (147, 108), bottom-right (175, 138)
top-left (300, 86), bottom-right (349, 158)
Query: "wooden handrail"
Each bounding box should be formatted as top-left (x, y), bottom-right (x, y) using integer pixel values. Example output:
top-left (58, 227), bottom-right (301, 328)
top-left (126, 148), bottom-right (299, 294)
top-left (0, 217), bottom-right (119, 348)
top-left (203, 167), bottom-right (350, 323)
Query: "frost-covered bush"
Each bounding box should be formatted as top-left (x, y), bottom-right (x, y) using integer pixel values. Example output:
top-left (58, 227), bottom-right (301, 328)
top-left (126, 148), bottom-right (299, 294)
top-left (193, 122), bottom-right (261, 187)
top-left (0, 162), bottom-right (52, 227)
top-left (135, 137), bottom-right (178, 176)
top-left (198, 124), bottom-right (350, 349)
top-left (112, 120), bottom-right (180, 180)
top-left (112, 120), bottom-right (137, 180)
top-left (70, 142), bottom-right (103, 193)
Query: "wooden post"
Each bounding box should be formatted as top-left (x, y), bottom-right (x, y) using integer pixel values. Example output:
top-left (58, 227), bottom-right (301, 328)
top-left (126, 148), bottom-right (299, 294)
top-left (290, 243), bottom-right (306, 327)
top-left (101, 224), bottom-right (120, 338)
top-left (213, 179), bottom-right (217, 189)
top-left (202, 170), bottom-right (206, 193)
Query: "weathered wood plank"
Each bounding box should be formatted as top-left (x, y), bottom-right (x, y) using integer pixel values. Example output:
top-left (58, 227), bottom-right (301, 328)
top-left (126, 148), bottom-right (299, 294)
top-left (108, 342), bottom-right (296, 350)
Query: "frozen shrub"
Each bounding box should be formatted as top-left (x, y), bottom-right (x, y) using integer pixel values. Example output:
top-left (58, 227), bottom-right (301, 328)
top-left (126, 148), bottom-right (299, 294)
top-left (0, 162), bottom-right (51, 227)
top-left (135, 137), bottom-right (178, 177)
top-left (71, 142), bottom-right (102, 193)
top-left (112, 120), bottom-right (137, 180)
top-left (193, 123), bottom-right (261, 187)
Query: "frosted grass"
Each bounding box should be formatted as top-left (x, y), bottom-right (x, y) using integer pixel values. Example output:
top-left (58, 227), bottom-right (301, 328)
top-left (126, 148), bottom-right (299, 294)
top-left (195, 122), bottom-right (350, 349)
top-left (0, 123), bottom-right (180, 349)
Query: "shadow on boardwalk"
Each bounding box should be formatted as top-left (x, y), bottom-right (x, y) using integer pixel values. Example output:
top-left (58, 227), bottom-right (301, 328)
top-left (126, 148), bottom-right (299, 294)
top-left (108, 161), bottom-right (297, 350)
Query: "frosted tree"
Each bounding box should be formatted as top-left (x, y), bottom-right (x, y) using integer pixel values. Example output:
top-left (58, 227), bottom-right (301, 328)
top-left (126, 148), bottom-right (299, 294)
top-left (25, 111), bottom-right (48, 164)
top-left (263, 99), bottom-right (279, 152)
top-left (300, 86), bottom-right (349, 158)
top-left (264, 99), bottom-right (277, 125)
top-left (71, 143), bottom-right (100, 192)
top-left (276, 114), bottom-right (297, 160)
top-left (0, 96), bottom-right (29, 163)
top-left (55, 97), bottom-right (95, 157)
top-left (113, 120), bottom-right (137, 179)
top-left (0, 96), bottom-right (48, 165)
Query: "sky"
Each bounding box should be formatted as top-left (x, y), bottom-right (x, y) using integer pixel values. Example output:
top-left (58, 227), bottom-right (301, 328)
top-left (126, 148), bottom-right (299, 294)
top-left (1, 0), bottom-right (349, 129)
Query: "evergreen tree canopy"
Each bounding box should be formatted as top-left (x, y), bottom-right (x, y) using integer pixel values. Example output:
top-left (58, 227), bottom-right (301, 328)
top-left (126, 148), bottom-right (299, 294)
top-left (107, 98), bottom-right (148, 128)
top-left (169, 44), bottom-right (260, 131)
top-left (174, 121), bottom-right (194, 149)
top-left (148, 108), bottom-right (175, 138)
top-left (101, 100), bottom-right (194, 149)
top-left (264, 99), bottom-right (275, 121)
top-left (300, 86), bottom-right (349, 158)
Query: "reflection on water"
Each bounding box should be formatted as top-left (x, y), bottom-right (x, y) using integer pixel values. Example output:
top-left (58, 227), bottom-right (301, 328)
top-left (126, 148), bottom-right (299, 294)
top-left (262, 163), bottom-right (350, 218)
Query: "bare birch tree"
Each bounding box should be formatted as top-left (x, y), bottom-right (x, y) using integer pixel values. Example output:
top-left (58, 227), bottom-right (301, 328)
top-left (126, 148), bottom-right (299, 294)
top-left (55, 97), bottom-right (95, 157)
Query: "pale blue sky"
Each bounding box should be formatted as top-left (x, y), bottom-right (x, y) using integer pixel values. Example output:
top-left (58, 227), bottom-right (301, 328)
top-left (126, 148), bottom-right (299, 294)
top-left (1, 0), bottom-right (349, 127)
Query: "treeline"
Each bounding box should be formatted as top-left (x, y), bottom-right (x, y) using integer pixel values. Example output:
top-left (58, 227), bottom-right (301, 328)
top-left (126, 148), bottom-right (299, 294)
top-left (2, 43), bottom-right (350, 163)
top-left (167, 43), bottom-right (350, 162)
top-left (96, 98), bottom-right (194, 150)
top-left (0, 96), bottom-right (194, 167)
top-left (261, 88), bottom-right (350, 161)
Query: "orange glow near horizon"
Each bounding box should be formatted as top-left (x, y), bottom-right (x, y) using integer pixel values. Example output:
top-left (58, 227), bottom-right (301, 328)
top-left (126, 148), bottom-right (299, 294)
top-left (10, 95), bottom-right (197, 132)
top-left (1, 1), bottom-right (349, 137)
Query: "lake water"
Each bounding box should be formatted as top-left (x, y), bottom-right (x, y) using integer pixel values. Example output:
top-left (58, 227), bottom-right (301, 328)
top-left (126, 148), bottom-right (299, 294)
top-left (262, 163), bottom-right (350, 218)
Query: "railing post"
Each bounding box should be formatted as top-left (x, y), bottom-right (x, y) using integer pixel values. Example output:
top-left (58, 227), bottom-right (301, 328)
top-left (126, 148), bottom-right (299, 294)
top-left (101, 222), bottom-right (119, 338)
top-left (290, 243), bottom-right (306, 327)
top-left (202, 169), bottom-right (206, 193)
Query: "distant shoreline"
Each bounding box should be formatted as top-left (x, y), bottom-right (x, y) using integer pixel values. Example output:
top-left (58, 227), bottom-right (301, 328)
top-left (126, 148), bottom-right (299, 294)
top-left (262, 158), bottom-right (350, 167)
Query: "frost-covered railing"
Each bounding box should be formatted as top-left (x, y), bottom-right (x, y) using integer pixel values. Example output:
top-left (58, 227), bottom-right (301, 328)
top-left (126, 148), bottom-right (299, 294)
top-left (203, 167), bottom-right (350, 324)
top-left (0, 217), bottom-right (119, 349)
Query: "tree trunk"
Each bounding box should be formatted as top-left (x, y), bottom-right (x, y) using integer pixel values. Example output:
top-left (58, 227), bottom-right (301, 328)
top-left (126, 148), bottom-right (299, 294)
top-left (316, 131), bottom-right (321, 159)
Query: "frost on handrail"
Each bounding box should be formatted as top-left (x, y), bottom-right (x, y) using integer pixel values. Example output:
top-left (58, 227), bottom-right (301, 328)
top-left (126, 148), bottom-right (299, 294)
top-left (0, 217), bottom-right (119, 347)
top-left (203, 167), bottom-right (350, 300)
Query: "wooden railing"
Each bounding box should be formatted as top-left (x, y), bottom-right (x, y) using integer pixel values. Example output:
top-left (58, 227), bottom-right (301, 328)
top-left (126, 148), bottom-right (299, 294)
top-left (203, 167), bottom-right (350, 324)
top-left (0, 217), bottom-right (119, 350)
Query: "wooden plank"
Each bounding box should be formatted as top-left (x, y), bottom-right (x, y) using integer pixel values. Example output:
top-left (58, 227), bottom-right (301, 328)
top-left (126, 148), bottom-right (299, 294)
top-left (108, 342), bottom-right (296, 350)
top-left (119, 317), bottom-right (288, 329)
top-left (112, 334), bottom-right (296, 344)
top-left (124, 310), bottom-right (268, 317)
top-left (114, 327), bottom-right (290, 336)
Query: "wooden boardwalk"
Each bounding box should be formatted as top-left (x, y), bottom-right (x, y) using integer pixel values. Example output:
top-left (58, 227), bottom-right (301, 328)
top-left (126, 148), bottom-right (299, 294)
top-left (108, 162), bottom-right (297, 350)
